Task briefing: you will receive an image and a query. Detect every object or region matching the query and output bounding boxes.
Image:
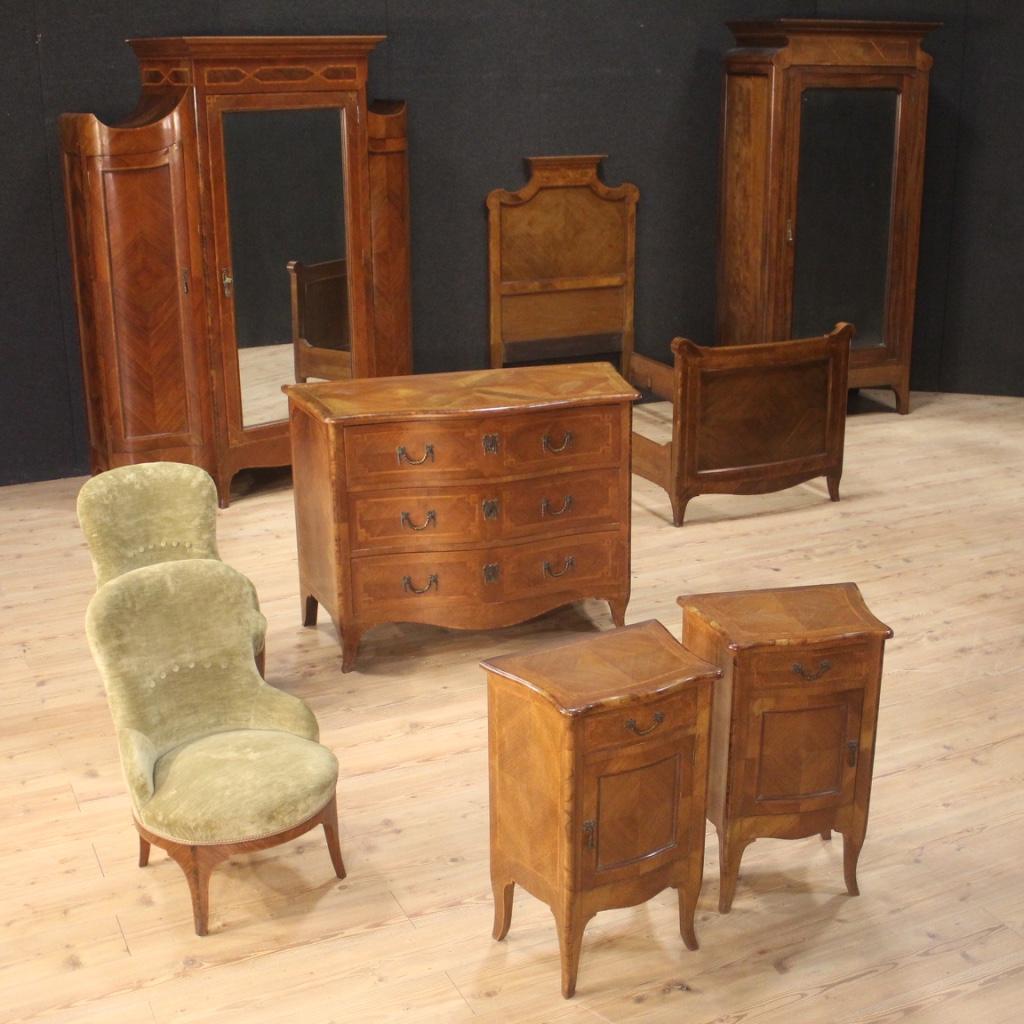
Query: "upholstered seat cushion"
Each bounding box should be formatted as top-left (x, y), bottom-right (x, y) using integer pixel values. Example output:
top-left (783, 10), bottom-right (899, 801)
top-left (138, 730), bottom-right (339, 845)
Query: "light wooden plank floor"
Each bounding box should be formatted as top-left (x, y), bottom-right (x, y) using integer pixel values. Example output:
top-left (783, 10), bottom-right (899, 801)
top-left (1, 390), bottom-right (1022, 1023)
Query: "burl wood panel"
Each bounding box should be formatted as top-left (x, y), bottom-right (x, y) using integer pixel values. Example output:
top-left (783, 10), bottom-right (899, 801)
top-left (483, 621), bottom-right (720, 998)
top-left (678, 582), bottom-right (892, 914)
top-left (487, 155), bottom-right (637, 373)
top-left (715, 19), bottom-right (936, 413)
top-left (286, 362), bottom-right (638, 671)
top-left (630, 323), bottom-right (851, 525)
top-left (60, 37), bottom-right (411, 506)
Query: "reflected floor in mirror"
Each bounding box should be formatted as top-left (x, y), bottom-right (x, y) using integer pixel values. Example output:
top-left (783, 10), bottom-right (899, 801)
top-left (238, 342), bottom-right (298, 427)
top-left (2, 390), bottom-right (1023, 1022)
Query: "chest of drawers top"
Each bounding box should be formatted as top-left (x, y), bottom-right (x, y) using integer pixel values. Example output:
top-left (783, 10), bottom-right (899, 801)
top-left (284, 362), bottom-right (637, 426)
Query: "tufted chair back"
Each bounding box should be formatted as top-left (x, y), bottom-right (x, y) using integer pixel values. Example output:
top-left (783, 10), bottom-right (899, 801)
top-left (77, 463), bottom-right (220, 586)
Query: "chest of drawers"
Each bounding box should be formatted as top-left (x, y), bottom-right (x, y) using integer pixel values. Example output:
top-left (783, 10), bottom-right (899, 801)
top-left (285, 363), bottom-right (638, 671)
top-left (678, 583), bottom-right (892, 913)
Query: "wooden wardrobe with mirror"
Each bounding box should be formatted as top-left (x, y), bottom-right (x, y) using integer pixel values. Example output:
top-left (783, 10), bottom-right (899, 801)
top-left (715, 20), bottom-right (936, 414)
top-left (60, 36), bottom-right (411, 505)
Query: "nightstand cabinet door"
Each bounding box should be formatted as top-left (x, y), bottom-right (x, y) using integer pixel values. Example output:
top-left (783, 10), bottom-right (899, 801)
top-left (579, 733), bottom-right (696, 889)
top-left (736, 686), bottom-right (864, 818)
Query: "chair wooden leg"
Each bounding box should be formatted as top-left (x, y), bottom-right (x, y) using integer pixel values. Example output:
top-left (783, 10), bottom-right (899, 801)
top-left (827, 475), bottom-right (841, 502)
top-left (321, 797), bottom-right (346, 879)
top-left (138, 835), bottom-right (151, 867)
top-left (164, 843), bottom-right (217, 936)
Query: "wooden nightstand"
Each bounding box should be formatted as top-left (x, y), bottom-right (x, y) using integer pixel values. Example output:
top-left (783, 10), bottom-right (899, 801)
top-left (481, 621), bottom-right (720, 998)
top-left (678, 583), bottom-right (893, 913)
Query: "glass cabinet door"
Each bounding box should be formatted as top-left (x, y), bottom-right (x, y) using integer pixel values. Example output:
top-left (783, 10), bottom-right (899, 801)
top-left (791, 88), bottom-right (899, 352)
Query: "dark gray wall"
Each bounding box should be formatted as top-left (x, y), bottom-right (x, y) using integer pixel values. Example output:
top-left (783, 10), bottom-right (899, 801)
top-left (2, 1), bottom-right (1021, 485)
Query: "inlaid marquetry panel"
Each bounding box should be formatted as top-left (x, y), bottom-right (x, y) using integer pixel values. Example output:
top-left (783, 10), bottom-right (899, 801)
top-left (101, 160), bottom-right (192, 442)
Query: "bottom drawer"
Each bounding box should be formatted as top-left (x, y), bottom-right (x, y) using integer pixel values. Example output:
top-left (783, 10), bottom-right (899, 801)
top-left (350, 531), bottom-right (627, 622)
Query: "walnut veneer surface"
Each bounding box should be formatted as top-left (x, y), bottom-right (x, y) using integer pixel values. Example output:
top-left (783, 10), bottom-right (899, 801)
top-left (285, 363), bottom-right (638, 671)
top-left (678, 582), bottom-right (892, 914)
top-left (716, 20), bottom-right (935, 413)
top-left (60, 37), bottom-right (411, 506)
top-left (487, 155), bottom-right (637, 373)
top-left (482, 621), bottom-right (720, 997)
top-left (631, 323), bottom-right (851, 524)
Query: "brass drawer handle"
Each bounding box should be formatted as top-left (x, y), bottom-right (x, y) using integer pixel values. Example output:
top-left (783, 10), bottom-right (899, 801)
top-left (792, 659), bottom-right (832, 681)
top-left (482, 498), bottom-right (500, 520)
top-left (847, 739), bottom-right (859, 767)
top-left (482, 433), bottom-right (500, 454)
top-left (625, 711), bottom-right (665, 736)
top-left (541, 495), bottom-right (573, 517)
top-left (396, 443), bottom-right (435, 466)
top-left (542, 556), bottom-right (575, 579)
top-left (402, 574), bottom-right (438, 595)
top-left (400, 510), bottom-right (436, 531)
top-left (583, 820), bottom-right (597, 849)
top-left (541, 431), bottom-right (573, 454)
top-left (483, 563), bottom-right (500, 584)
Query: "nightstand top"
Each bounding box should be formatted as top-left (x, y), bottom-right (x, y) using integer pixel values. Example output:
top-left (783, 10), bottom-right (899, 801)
top-left (284, 362), bottom-right (638, 425)
top-left (481, 620), bottom-right (720, 715)
top-left (677, 582), bottom-right (892, 650)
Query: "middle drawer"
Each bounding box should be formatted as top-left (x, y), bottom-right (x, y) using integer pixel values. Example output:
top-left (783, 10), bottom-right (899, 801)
top-left (348, 468), bottom-right (623, 554)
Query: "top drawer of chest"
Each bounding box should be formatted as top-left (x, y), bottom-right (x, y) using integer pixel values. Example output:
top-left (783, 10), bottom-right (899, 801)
top-left (343, 405), bottom-right (623, 488)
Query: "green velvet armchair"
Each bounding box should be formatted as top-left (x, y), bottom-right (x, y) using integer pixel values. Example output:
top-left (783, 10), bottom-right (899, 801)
top-left (86, 558), bottom-right (345, 935)
top-left (77, 462), bottom-right (265, 674)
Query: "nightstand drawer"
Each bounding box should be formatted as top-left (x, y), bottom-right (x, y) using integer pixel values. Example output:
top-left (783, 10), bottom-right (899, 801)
top-left (582, 689), bottom-right (699, 751)
top-left (746, 643), bottom-right (869, 690)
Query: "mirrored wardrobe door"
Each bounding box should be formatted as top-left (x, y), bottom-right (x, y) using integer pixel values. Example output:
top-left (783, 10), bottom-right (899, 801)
top-left (206, 93), bottom-right (362, 439)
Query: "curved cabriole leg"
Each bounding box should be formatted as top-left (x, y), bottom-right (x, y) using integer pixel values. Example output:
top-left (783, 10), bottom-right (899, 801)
top-left (678, 886), bottom-right (699, 951)
top-left (165, 844), bottom-right (217, 936)
top-left (138, 835), bottom-right (151, 867)
top-left (302, 595), bottom-right (318, 627)
top-left (608, 597), bottom-right (628, 628)
top-left (491, 877), bottom-right (515, 941)
top-left (843, 831), bottom-right (864, 896)
top-left (554, 902), bottom-right (589, 999)
top-left (717, 826), bottom-right (752, 914)
top-left (827, 475), bottom-right (841, 502)
top-left (340, 626), bottom-right (362, 674)
top-left (322, 797), bottom-right (347, 879)
top-left (670, 493), bottom-right (693, 528)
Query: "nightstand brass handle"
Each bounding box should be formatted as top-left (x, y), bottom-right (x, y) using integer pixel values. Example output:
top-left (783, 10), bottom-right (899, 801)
top-left (792, 659), bottom-right (832, 681)
top-left (396, 443), bottom-right (435, 466)
top-left (625, 711), bottom-right (665, 736)
top-left (541, 495), bottom-right (573, 517)
top-left (402, 574), bottom-right (438, 595)
top-left (847, 740), bottom-right (859, 767)
top-left (483, 563), bottom-right (500, 584)
top-left (400, 510), bottom-right (436, 531)
top-left (541, 431), bottom-right (573, 454)
top-left (482, 433), bottom-right (500, 454)
top-left (482, 498), bottom-right (500, 520)
top-left (542, 556), bottom-right (575, 579)
top-left (583, 820), bottom-right (597, 849)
